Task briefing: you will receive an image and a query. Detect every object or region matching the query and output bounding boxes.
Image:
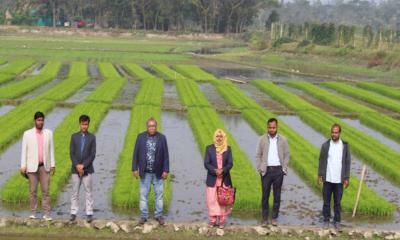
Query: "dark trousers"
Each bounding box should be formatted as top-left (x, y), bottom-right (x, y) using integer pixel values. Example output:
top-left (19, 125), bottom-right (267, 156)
top-left (261, 166), bottom-right (284, 220)
top-left (322, 182), bottom-right (343, 223)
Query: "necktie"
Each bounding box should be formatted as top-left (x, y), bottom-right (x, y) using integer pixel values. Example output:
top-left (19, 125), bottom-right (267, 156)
top-left (80, 134), bottom-right (86, 156)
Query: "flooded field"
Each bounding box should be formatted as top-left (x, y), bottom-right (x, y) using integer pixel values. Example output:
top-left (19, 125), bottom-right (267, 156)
top-left (203, 66), bottom-right (323, 83)
top-left (20, 64), bottom-right (70, 100)
top-left (280, 115), bottom-right (400, 229)
top-left (0, 60), bottom-right (398, 232)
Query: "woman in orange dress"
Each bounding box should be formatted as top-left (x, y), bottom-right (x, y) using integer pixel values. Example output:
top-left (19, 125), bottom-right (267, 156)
top-left (204, 129), bottom-right (233, 229)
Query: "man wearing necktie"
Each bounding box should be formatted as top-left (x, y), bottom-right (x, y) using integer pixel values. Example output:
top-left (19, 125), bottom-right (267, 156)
top-left (69, 115), bottom-right (96, 223)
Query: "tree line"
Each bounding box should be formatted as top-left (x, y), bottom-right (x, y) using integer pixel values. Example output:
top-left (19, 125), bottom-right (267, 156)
top-left (0, 0), bottom-right (277, 33)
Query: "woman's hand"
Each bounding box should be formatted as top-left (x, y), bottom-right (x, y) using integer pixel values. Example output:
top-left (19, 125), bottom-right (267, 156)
top-left (216, 168), bottom-right (223, 176)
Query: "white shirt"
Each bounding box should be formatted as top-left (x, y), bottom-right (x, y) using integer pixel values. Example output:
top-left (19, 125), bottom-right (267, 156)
top-left (267, 135), bottom-right (281, 166)
top-left (326, 139), bottom-right (343, 183)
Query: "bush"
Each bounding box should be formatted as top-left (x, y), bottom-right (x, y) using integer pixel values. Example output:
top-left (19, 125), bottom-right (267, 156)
top-left (273, 37), bottom-right (294, 48)
top-left (297, 40), bottom-right (311, 48)
top-left (335, 47), bottom-right (352, 56)
top-left (248, 32), bottom-right (269, 50)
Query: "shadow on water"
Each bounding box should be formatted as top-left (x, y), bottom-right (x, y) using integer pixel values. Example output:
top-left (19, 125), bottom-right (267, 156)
top-left (221, 114), bottom-right (322, 226)
top-left (0, 108), bottom-right (71, 216)
top-left (51, 110), bottom-right (131, 220)
top-left (279, 115), bottom-right (400, 229)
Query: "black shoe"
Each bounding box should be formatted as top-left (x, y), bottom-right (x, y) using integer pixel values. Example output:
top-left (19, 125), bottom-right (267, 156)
top-left (138, 217), bottom-right (147, 225)
top-left (323, 221), bottom-right (329, 229)
top-left (87, 215), bottom-right (93, 223)
top-left (271, 219), bottom-right (278, 226)
top-left (334, 222), bottom-right (342, 232)
top-left (155, 216), bottom-right (165, 226)
top-left (261, 219), bottom-right (269, 227)
top-left (69, 214), bottom-right (76, 222)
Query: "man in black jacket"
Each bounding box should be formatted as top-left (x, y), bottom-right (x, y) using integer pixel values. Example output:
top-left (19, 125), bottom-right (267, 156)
top-left (69, 115), bottom-right (96, 223)
top-left (132, 117), bottom-right (169, 225)
top-left (318, 123), bottom-right (351, 231)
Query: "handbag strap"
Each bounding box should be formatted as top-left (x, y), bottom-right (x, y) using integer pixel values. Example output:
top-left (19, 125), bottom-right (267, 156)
top-left (219, 173), bottom-right (225, 187)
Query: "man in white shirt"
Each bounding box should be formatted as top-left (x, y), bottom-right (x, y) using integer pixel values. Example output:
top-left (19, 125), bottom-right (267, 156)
top-left (256, 118), bottom-right (289, 226)
top-left (20, 111), bottom-right (55, 221)
top-left (318, 123), bottom-right (351, 231)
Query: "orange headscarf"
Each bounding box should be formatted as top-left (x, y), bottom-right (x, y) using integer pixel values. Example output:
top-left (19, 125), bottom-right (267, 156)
top-left (213, 129), bottom-right (228, 154)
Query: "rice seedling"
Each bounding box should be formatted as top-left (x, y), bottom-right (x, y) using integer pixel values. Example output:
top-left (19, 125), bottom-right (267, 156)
top-left (211, 79), bottom-right (395, 215)
top-left (112, 64), bottom-right (171, 210)
top-left (287, 81), bottom-right (400, 142)
top-left (174, 64), bottom-right (217, 81)
top-left (0, 62), bottom-right (89, 154)
top-left (253, 80), bottom-right (400, 187)
top-left (0, 61), bottom-right (62, 99)
top-left (1, 63), bottom-right (125, 203)
top-left (356, 82), bottom-right (400, 101)
top-left (321, 81), bottom-right (400, 113)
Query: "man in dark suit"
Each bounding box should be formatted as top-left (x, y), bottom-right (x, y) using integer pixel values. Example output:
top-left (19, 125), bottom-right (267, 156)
top-left (69, 115), bottom-right (96, 223)
top-left (132, 117), bottom-right (169, 225)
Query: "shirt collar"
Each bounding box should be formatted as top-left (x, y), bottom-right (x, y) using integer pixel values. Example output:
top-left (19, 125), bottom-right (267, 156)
top-left (147, 132), bottom-right (157, 137)
top-left (268, 134), bottom-right (278, 140)
top-left (330, 139), bottom-right (342, 145)
top-left (35, 128), bottom-right (43, 134)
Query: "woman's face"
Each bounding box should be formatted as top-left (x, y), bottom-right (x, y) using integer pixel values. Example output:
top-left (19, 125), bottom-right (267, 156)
top-left (216, 133), bottom-right (224, 144)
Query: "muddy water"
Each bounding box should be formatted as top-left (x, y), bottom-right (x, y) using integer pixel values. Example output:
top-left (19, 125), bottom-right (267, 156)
top-left (51, 110), bottom-right (131, 220)
top-left (21, 64), bottom-right (70, 100)
top-left (30, 64), bottom-right (44, 75)
top-left (0, 108), bottom-right (71, 215)
top-left (221, 114), bottom-right (322, 226)
top-left (279, 115), bottom-right (400, 229)
top-left (204, 67), bottom-right (321, 83)
top-left (162, 112), bottom-right (208, 222)
top-left (237, 83), bottom-right (290, 113)
top-left (0, 105), bottom-right (15, 116)
top-left (113, 80), bottom-right (139, 105)
top-left (320, 85), bottom-right (399, 117)
top-left (64, 64), bottom-right (101, 104)
top-left (143, 66), bottom-right (160, 78)
top-left (88, 64), bottom-right (99, 78)
top-left (163, 83), bottom-right (183, 110)
top-left (0, 62), bottom-right (9, 68)
top-left (342, 118), bottom-right (400, 152)
top-left (282, 85), bottom-right (343, 114)
top-left (198, 83), bottom-right (230, 110)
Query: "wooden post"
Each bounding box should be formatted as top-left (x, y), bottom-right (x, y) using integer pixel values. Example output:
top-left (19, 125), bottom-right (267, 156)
top-left (352, 165), bottom-right (367, 218)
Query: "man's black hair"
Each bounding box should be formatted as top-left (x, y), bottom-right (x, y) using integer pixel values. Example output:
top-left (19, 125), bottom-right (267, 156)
top-left (34, 111), bottom-right (45, 120)
top-left (79, 114), bottom-right (90, 123)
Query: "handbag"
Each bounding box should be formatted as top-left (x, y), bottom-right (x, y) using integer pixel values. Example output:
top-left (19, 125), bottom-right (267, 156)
top-left (217, 175), bottom-right (236, 206)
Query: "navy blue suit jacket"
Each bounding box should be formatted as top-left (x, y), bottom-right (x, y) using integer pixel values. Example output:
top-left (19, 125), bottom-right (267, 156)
top-left (204, 144), bottom-right (233, 187)
top-left (70, 132), bottom-right (96, 175)
top-left (132, 132), bottom-right (169, 179)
